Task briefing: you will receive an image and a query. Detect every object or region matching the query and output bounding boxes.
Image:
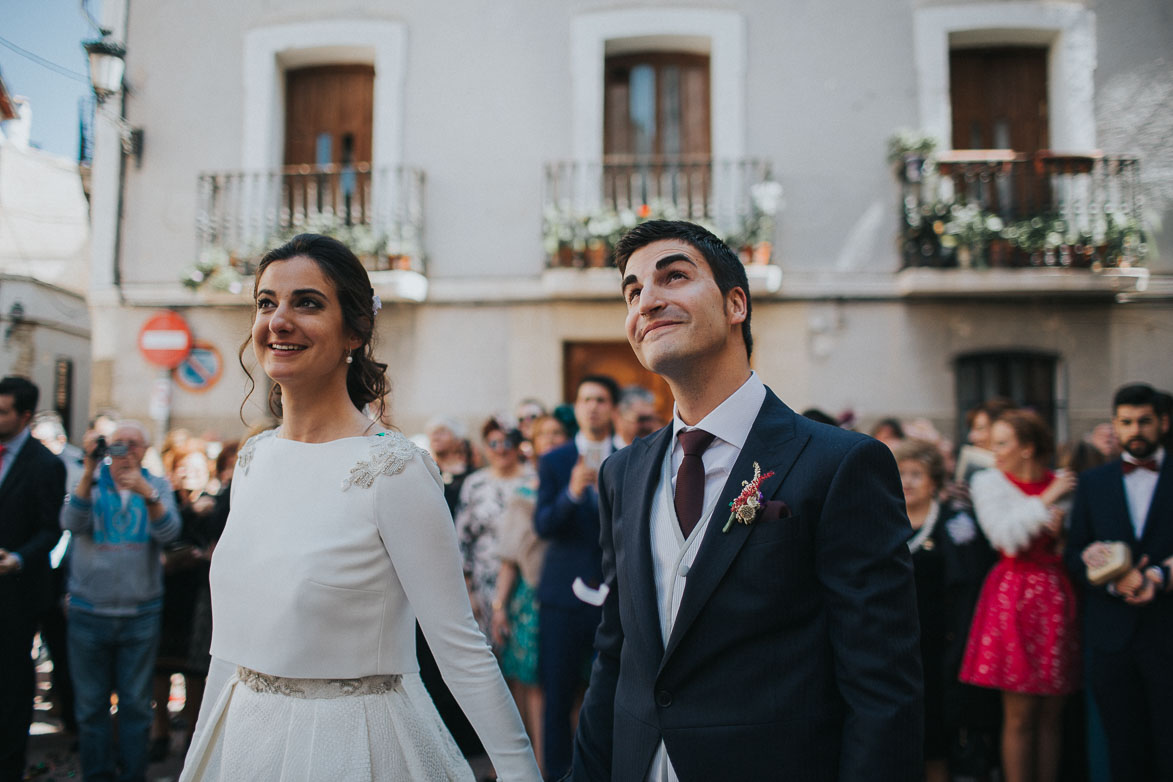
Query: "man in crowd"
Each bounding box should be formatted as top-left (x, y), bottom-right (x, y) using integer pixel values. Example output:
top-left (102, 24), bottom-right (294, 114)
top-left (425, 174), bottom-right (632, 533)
top-left (534, 374), bottom-right (620, 779)
top-left (573, 221), bottom-right (922, 781)
top-left (64, 421), bottom-right (180, 782)
top-left (1067, 382), bottom-right (1173, 781)
top-left (614, 385), bottom-right (661, 447)
top-left (0, 377), bottom-right (66, 780)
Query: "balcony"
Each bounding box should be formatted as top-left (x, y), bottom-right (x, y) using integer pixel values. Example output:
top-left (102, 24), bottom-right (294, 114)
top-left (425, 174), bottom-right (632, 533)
top-left (899, 151), bottom-right (1146, 271)
top-left (542, 157), bottom-right (782, 273)
top-left (193, 164), bottom-right (426, 297)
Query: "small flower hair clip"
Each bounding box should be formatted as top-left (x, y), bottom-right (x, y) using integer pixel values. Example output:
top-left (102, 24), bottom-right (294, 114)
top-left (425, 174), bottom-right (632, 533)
top-left (372, 293), bottom-right (382, 317)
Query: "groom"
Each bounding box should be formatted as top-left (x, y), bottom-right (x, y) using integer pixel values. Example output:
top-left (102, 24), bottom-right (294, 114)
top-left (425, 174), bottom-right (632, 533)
top-left (572, 221), bottom-right (922, 781)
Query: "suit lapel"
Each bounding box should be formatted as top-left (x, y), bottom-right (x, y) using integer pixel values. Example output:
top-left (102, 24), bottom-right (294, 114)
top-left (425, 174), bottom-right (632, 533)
top-left (1103, 463), bottom-right (1137, 544)
top-left (623, 426), bottom-right (672, 660)
top-left (1139, 456), bottom-right (1173, 546)
top-left (659, 391), bottom-right (810, 669)
top-left (0, 438), bottom-right (37, 507)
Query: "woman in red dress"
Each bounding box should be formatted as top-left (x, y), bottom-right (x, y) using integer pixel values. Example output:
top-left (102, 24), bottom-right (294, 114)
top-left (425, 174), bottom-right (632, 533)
top-left (959, 410), bottom-right (1079, 782)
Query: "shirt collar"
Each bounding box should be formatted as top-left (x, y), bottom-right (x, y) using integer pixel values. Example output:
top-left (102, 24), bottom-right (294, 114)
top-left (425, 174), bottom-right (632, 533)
top-left (671, 371), bottom-right (766, 450)
top-left (575, 430), bottom-right (615, 456)
top-left (1123, 446), bottom-right (1165, 468)
top-left (1, 425), bottom-right (31, 455)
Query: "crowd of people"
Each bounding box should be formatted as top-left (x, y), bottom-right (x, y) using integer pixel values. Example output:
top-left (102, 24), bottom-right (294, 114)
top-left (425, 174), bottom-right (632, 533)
top-left (5, 375), bottom-right (1169, 782)
top-left (1, 227), bottom-right (1170, 782)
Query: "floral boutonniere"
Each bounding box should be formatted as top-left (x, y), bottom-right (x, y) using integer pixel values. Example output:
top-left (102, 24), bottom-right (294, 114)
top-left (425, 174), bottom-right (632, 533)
top-left (722, 462), bottom-right (776, 532)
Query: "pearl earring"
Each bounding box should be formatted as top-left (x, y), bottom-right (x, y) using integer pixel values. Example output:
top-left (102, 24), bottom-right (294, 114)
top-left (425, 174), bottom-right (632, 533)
top-left (346, 355), bottom-right (353, 364)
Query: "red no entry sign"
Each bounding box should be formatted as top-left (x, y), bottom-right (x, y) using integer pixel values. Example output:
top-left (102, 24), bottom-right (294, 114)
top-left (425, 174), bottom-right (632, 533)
top-left (138, 311), bottom-right (193, 369)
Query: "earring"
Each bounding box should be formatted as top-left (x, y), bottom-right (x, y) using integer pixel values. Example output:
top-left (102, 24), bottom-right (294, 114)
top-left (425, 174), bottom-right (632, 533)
top-left (346, 355), bottom-right (353, 364)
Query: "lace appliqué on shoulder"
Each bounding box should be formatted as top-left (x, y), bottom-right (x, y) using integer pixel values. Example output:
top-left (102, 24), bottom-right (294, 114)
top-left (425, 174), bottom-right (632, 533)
top-left (341, 432), bottom-right (428, 490)
top-left (236, 428), bottom-right (277, 476)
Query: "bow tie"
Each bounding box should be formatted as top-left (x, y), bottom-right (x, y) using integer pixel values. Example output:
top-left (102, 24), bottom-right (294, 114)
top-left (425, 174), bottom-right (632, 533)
top-left (1122, 459), bottom-right (1158, 475)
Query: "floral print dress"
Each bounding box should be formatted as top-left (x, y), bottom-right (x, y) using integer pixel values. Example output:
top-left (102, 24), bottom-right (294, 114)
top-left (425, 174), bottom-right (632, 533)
top-left (455, 466), bottom-right (536, 638)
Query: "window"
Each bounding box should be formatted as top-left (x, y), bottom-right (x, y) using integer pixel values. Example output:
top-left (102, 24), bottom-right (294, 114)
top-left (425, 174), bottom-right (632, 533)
top-left (955, 351), bottom-right (1063, 442)
top-left (604, 53), bottom-right (710, 160)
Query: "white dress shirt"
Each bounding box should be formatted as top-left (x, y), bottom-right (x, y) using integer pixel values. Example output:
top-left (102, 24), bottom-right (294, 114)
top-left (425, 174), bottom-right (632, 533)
top-left (646, 372), bottom-right (766, 782)
top-left (1122, 447), bottom-right (1164, 539)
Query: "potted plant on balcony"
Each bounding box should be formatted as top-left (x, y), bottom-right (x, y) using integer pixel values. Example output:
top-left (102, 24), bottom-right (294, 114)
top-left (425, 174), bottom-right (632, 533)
top-left (745, 180), bottom-right (784, 265)
top-left (887, 129), bottom-right (938, 183)
top-left (181, 246), bottom-right (247, 294)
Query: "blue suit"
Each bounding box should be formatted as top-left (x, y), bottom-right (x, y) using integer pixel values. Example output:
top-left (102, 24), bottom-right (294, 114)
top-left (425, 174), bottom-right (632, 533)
top-left (573, 390), bottom-right (923, 782)
top-left (1066, 456), bottom-right (1173, 781)
top-left (535, 440), bottom-right (606, 779)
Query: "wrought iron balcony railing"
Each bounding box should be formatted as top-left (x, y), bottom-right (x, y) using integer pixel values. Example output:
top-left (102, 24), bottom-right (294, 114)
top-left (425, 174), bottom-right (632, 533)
top-left (194, 164), bottom-right (426, 279)
top-left (899, 151), bottom-right (1145, 269)
top-left (542, 157), bottom-right (782, 268)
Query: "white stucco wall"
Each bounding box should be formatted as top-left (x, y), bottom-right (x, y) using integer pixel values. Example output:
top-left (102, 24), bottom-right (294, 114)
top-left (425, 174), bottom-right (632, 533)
top-left (85, 0), bottom-right (1173, 438)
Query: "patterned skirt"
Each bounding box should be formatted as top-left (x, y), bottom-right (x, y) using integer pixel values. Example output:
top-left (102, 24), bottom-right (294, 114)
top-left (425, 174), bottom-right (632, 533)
top-left (179, 667), bottom-right (473, 781)
top-left (959, 555), bottom-right (1080, 696)
top-left (498, 577), bottom-right (540, 687)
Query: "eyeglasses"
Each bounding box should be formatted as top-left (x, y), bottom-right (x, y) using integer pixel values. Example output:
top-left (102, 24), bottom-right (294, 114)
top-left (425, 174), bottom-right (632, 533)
top-left (109, 441), bottom-right (141, 456)
top-left (486, 438), bottom-right (513, 451)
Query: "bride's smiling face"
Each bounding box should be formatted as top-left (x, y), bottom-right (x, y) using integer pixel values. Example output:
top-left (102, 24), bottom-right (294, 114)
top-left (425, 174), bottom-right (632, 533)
top-left (252, 255), bottom-right (360, 388)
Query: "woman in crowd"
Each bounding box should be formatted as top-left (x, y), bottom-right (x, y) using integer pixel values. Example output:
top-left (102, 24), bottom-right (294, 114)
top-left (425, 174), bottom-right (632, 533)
top-left (180, 234), bottom-right (539, 780)
top-left (151, 435), bottom-right (216, 760)
top-left (491, 413), bottom-right (569, 772)
top-left (455, 420), bottom-right (534, 636)
top-left (895, 439), bottom-right (998, 781)
top-left (965, 398), bottom-right (1015, 452)
top-left (960, 410), bottom-right (1079, 782)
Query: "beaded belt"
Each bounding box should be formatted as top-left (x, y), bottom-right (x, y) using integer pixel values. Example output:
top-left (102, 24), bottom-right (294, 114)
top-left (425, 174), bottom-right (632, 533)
top-left (236, 666), bottom-right (403, 699)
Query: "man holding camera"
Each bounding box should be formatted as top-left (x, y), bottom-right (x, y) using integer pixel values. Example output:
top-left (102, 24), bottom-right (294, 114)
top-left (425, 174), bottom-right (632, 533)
top-left (64, 421), bottom-right (180, 782)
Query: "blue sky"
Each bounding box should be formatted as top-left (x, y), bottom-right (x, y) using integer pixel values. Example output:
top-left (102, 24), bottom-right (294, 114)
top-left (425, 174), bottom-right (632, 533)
top-left (0, 0), bottom-right (100, 158)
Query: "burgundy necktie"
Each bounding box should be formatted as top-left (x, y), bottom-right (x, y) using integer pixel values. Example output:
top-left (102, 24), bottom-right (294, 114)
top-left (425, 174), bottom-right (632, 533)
top-left (1122, 459), bottom-right (1158, 475)
top-left (675, 429), bottom-right (715, 537)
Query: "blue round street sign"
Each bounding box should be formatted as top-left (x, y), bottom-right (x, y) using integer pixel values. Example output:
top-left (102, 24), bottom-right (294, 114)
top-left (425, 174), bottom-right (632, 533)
top-left (174, 340), bottom-right (223, 393)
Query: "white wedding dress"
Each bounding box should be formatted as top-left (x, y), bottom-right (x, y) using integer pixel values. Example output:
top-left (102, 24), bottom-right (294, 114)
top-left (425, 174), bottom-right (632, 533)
top-left (180, 430), bottom-right (540, 781)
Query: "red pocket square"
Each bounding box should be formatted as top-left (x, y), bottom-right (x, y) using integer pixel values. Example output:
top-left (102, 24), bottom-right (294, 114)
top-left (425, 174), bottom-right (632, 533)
top-left (761, 500), bottom-right (791, 522)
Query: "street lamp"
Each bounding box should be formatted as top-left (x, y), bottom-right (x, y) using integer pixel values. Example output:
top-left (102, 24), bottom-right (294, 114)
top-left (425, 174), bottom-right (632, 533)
top-left (83, 34), bottom-right (142, 163)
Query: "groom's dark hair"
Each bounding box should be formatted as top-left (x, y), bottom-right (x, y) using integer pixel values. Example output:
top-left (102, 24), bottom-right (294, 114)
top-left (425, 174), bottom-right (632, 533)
top-left (614, 220), bottom-right (752, 359)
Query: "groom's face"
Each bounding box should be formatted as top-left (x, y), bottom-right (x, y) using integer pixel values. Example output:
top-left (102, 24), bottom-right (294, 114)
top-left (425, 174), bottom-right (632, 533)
top-left (622, 239), bottom-right (745, 377)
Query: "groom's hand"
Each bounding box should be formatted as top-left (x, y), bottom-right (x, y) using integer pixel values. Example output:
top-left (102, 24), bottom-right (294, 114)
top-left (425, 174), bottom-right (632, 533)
top-left (568, 457), bottom-right (598, 502)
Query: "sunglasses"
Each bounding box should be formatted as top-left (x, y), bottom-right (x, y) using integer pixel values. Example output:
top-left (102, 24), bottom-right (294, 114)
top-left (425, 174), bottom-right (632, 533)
top-left (486, 438), bottom-right (513, 450)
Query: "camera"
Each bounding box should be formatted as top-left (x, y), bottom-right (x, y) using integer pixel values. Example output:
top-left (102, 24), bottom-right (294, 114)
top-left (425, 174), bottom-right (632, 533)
top-left (92, 436), bottom-right (108, 460)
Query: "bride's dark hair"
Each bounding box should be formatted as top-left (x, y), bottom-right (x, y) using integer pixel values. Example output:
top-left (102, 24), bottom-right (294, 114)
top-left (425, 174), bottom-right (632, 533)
top-left (239, 233), bottom-right (389, 422)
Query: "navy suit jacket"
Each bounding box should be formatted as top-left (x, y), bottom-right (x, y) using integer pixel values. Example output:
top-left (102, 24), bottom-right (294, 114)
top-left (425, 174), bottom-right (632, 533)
top-left (1066, 456), bottom-right (1173, 652)
top-left (535, 440), bottom-right (605, 609)
top-left (0, 436), bottom-right (66, 620)
top-left (573, 390), bottom-right (923, 782)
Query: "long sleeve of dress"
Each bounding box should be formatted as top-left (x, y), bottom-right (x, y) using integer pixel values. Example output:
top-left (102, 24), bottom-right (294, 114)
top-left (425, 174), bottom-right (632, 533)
top-left (375, 452), bottom-right (541, 781)
top-left (970, 469), bottom-right (1050, 556)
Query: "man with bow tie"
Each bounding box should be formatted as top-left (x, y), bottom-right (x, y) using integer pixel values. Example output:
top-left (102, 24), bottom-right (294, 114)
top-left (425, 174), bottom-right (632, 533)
top-left (571, 221), bottom-right (922, 782)
top-left (1067, 382), bottom-right (1173, 781)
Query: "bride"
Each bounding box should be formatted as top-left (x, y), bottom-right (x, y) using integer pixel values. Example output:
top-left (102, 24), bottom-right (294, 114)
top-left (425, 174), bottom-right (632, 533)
top-left (180, 234), bottom-right (540, 780)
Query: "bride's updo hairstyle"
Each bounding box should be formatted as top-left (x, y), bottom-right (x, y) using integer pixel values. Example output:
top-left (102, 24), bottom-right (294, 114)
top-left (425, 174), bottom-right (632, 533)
top-left (240, 233), bottom-right (389, 421)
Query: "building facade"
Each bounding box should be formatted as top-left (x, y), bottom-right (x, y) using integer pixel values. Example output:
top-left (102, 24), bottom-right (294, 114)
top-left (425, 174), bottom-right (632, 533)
top-left (0, 80), bottom-right (92, 438)
top-left (87, 0), bottom-right (1173, 443)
